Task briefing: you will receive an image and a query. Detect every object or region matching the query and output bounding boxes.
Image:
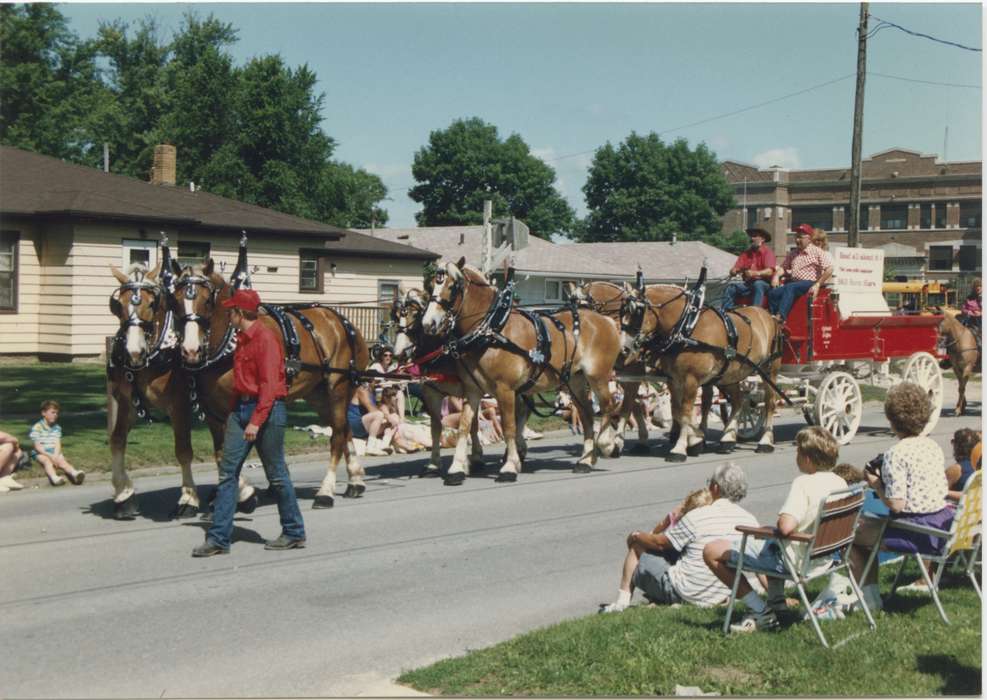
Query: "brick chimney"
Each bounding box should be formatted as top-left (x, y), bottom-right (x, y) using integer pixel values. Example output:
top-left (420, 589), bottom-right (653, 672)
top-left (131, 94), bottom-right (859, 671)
top-left (150, 144), bottom-right (177, 186)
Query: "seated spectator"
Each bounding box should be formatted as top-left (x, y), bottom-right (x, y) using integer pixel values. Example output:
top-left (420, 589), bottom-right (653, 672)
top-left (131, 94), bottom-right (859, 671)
top-left (599, 462), bottom-right (759, 613)
top-left (479, 396), bottom-right (504, 443)
top-left (379, 386), bottom-right (421, 454)
top-left (369, 348), bottom-right (407, 420)
top-left (555, 389), bottom-right (582, 435)
top-left (704, 426), bottom-right (846, 633)
top-left (0, 430), bottom-right (25, 492)
top-left (848, 382), bottom-right (952, 611)
top-left (348, 384), bottom-right (393, 456)
top-left (945, 427), bottom-right (981, 499)
top-left (30, 400), bottom-right (85, 487)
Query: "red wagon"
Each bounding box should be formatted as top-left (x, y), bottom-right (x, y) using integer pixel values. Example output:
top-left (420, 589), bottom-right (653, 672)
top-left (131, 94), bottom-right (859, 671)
top-left (730, 250), bottom-right (944, 445)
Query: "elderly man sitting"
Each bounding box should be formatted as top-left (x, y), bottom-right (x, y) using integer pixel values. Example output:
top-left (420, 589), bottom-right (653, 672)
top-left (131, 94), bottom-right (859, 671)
top-left (721, 227), bottom-right (776, 311)
top-left (769, 223), bottom-right (833, 322)
top-left (599, 462), bottom-right (759, 612)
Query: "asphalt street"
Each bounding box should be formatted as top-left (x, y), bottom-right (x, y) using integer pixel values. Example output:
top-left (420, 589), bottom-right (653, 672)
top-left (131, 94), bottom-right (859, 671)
top-left (1, 390), bottom-right (980, 698)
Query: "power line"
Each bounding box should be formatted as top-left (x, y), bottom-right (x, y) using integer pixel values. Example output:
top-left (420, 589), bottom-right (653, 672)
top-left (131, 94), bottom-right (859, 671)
top-left (869, 71), bottom-right (980, 90)
top-left (869, 15), bottom-right (981, 52)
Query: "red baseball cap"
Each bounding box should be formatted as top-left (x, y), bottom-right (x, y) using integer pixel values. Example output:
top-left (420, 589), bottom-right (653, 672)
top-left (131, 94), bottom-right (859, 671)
top-left (221, 288), bottom-right (261, 312)
top-left (795, 223), bottom-right (814, 237)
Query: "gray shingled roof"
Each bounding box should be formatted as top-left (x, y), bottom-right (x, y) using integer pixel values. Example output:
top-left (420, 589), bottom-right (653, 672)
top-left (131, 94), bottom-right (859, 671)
top-left (0, 146), bottom-right (436, 260)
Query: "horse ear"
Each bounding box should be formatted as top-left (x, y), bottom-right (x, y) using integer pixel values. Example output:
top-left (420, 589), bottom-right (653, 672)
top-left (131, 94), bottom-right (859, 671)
top-left (408, 289), bottom-right (424, 305)
top-left (446, 262), bottom-right (463, 281)
top-left (621, 281), bottom-right (632, 294)
top-left (146, 262), bottom-right (161, 281)
top-left (455, 256), bottom-right (466, 269)
top-left (110, 264), bottom-right (129, 285)
top-left (203, 258), bottom-right (215, 276)
top-left (564, 282), bottom-right (579, 299)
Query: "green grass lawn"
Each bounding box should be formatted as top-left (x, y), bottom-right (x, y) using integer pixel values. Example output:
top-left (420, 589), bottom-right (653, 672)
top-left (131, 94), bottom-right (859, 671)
top-left (0, 362), bottom-right (566, 474)
top-left (399, 569), bottom-right (981, 696)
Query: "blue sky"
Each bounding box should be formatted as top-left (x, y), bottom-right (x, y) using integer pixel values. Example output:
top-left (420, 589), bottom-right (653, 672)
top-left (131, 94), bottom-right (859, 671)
top-left (60, 2), bottom-right (982, 229)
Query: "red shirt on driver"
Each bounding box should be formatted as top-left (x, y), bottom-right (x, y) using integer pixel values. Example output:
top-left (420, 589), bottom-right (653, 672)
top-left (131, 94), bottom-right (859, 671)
top-left (233, 320), bottom-right (287, 428)
top-left (732, 246), bottom-right (776, 275)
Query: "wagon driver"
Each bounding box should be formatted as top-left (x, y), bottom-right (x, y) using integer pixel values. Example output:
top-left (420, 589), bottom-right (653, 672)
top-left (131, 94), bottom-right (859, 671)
top-left (192, 288), bottom-right (306, 557)
top-left (720, 227), bottom-right (776, 311)
top-left (768, 223), bottom-right (833, 322)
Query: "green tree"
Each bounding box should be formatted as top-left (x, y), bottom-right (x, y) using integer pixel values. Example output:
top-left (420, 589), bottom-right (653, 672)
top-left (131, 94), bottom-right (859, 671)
top-left (0, 4), bottom-right (107, 162)
top-left (578, 133), bottom-right (735, 243)
top-left (704, 229), bottom-right (751, 255)
top-left (409, 117), bottom-right (575, 238)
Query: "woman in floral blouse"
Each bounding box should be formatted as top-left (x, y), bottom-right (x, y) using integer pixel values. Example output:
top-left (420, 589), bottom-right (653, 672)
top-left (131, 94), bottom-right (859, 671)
top-left (848, 382), bottom-right (951, 611)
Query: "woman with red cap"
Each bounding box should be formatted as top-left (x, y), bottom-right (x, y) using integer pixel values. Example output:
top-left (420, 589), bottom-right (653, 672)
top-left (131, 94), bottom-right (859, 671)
top-left (768, 224), bottom-right (833, 322)
top-left (192, 288), bottom-right (306, 557)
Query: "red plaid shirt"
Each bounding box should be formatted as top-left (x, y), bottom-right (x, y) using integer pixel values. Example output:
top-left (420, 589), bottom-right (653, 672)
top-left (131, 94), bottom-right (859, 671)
top-left (233, 320), bottom-right (287, 428)
top-left (781, 244), bottom-right (833, 282)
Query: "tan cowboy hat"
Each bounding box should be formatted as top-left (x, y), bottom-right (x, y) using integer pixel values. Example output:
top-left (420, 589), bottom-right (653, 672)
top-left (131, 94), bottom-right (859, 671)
top-left (745, 227), bottom-right (771, 243)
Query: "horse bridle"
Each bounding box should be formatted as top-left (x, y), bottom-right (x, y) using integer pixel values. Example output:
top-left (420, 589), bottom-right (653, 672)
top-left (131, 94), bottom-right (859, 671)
top-left (173, 272), bottom-right (238, 371)
top-left (108, 280), bottom-right (174, 371)
top-left (619, 286), bottom-right (689, 356)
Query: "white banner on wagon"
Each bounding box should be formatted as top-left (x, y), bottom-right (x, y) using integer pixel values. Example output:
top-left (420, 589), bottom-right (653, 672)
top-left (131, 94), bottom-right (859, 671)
top-left (831, 246), bottom-right (890, 318)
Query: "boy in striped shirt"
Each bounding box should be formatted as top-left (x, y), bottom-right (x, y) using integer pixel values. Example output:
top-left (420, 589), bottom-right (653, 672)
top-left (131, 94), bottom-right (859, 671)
top-left (30, 400), bottom-right (85, 487)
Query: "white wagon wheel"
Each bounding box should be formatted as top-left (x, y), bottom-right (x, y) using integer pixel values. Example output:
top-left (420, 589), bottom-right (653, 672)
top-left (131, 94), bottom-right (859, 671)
top-left (813, 371), bottom-right (862, 445)
top-left (735, 381), bottom-right (767, 442)
top-left (902, 351), bottom-right (944, 437)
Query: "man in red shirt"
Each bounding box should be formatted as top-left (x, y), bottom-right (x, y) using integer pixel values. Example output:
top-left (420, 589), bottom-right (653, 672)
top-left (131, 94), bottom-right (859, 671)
top-left (720, 228), bottom-right (776, 311)
top-left (193, 288), bottom-right (306, 557)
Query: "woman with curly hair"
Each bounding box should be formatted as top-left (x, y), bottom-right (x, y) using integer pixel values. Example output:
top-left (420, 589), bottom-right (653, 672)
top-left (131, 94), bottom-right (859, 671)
top-left (848, 382), bottom-right (951, 610)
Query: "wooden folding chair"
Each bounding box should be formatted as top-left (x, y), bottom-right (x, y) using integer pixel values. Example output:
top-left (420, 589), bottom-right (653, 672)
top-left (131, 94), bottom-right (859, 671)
top-left (861, 471), bottom-right (982, 624)
top-left (723, 486), bottom-right (876, 648)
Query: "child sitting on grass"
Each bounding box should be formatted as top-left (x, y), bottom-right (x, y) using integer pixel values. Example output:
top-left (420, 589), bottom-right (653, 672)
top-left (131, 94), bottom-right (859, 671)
top-left (30, 400), bottom-right (85, 487)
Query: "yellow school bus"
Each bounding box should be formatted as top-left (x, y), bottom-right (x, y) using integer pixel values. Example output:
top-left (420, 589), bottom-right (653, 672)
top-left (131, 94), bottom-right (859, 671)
top-left (883, 280), bottom-right (957, 313)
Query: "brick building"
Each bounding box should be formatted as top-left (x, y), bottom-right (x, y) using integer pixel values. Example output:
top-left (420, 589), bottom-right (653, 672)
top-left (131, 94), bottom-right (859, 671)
top-left (720, 148), bottom-right (982, 291)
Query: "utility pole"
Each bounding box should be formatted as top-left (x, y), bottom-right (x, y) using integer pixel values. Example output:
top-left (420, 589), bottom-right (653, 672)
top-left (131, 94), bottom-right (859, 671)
top-left (481, 200), bottom-right (493, 274)
top-left (847, 2), bottom-right (868, 248)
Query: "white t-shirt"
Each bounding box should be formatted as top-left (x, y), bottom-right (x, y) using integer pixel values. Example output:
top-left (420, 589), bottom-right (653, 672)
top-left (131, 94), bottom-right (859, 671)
top-left (664, 498), bottom-right (760, 607)
top-left (778, 471), bottom-right (848, 572)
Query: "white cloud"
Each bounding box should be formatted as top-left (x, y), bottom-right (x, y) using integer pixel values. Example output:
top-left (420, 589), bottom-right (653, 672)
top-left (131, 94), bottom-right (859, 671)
top-left (751, 147), bottom-right (801, 170)
top-left (363, 162), bottom-right (412, 181)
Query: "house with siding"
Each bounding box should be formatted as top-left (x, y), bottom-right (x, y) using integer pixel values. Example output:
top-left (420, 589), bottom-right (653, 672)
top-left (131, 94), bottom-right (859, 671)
top-left (0, 145), bottom-right (436, 360)
top-left (365, 225), bottom-right (736, 305)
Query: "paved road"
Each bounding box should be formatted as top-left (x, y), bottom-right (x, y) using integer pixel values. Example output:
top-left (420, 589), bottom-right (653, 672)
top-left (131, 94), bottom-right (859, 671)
top-left (1, 396), bottom-right (980, 698)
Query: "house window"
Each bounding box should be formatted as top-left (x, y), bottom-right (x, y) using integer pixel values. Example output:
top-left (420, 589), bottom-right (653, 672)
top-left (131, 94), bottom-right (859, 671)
top-left (960, 202), bottom-right (982, 229)
top-left (928, 246), bottom-right (953, 271)
top-left (545, 279), bottom-right (562, 302)
top-left (0, 231), bottom-right (18, 312)
top-left (122, 239), bottom-right (158, 269)
top-left (176, 241), bottom-right (210, 269)
top-left (299, 253), bottom-right (323, 293)
top-left (880, 204), bottom-right (907, 231)
top-left (958, 245), bottom-right (980, 272)
top-left (378, 280), bottom-right (399, 306)
top-left (790, 207), bottom-right (832, 232)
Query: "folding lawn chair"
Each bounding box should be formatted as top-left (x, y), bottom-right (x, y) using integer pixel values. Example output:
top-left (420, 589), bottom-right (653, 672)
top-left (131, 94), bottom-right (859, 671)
top-left (860, 470), bottom-right (982, 624)
top-left (723, 486), bottom-right (876, 648)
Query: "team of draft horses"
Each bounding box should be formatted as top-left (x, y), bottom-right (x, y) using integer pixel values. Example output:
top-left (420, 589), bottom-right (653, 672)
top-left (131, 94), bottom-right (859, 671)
top-left (106, 229), bottom-right (800, 522)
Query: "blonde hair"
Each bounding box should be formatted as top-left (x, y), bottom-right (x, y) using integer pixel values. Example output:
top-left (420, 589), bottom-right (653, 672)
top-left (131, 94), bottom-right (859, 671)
top-left (833, 463), bottom-right (865, 484)
top-left (811, 228), bottom-right (829, 251)
top-left (680, 487), bottom-right (714, 516)
top-left (795, 426), bottom-right (839, 470)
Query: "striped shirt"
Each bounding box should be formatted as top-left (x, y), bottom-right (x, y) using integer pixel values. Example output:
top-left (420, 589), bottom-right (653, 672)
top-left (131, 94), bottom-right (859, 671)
top-left (29, 419), bottom-right (61, 453)
top-left (664, 498), bottom-right (759, 607)
top-left (781, 244), bottom-right (833, 282)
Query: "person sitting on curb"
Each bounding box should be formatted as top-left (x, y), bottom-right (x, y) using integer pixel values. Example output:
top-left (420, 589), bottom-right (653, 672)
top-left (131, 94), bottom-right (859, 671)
top-left (703, 426), bottom-right (846, 633)
top-left (30, 400), bottom-right (85, 487)
top-left (599, 462), bottom-right (759, 613)
top-left (0, 430), bottom-right (26, 492)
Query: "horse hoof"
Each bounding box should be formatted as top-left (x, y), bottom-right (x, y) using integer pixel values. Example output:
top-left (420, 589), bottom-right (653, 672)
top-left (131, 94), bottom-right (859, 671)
top-left (665, 453), bottom-right (687, 463)
top-left (716, 442), bottom-right (736, 454)
top-left (420, 466), bottom-right (441, 478)
top-left (312, 494), bottom-right (335, 509)
top-left (755, 444), bottom-right (775, 454)
top-left (113, 494), bottom-right (140, 520)
top-left (628, 442), bottom-right (651, 455)
top-left (495, 471), bottom-right (518, 483)
top-left (686, 443), bottom-right (704, 457)
top-left (343, 483), bottom-right (366, 499)
top-left (236, 492), bottom-right (258, 514)
top-left (573, 463), bottom-right (592, 474)
top-left (172, 502), bottom-right (199, 519)
top-left (443, 472), bottom-right (466, 487)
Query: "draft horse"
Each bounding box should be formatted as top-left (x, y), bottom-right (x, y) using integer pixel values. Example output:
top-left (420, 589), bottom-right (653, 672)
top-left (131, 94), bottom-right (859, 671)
top-left (173, 259), bottom-right (370, 508)
top-left (940, 310), bottom-right (981, 415)
top-left (391, 288), bottom-right (486, 480)
top-left (619, 272), bottom-right (782, 461)
top-left (421, 260), bottom-right (623, 482)
top-left (106, 261), bottom-right (255, 519)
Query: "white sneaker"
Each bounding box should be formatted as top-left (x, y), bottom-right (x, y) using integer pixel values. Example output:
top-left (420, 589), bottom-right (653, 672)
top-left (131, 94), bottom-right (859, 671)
top-left (0, 475), bottom-right (24, 490)
top-left (0, 482), bottom-right (9, 493)
top-left (729, 610), bottom-right (780, 633)
top-left (599, 601), bottom-right (629, 614)
top-left (49, 475), bottom-right (66, 487)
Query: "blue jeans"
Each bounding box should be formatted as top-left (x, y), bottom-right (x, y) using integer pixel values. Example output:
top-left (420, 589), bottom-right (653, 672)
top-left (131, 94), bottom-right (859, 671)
top-left (768, 280), bottom-right (814, 320)
top-left (207, 399), bottom-right (305, 549)
top-left (722, 279), bottom-right (770, 311)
